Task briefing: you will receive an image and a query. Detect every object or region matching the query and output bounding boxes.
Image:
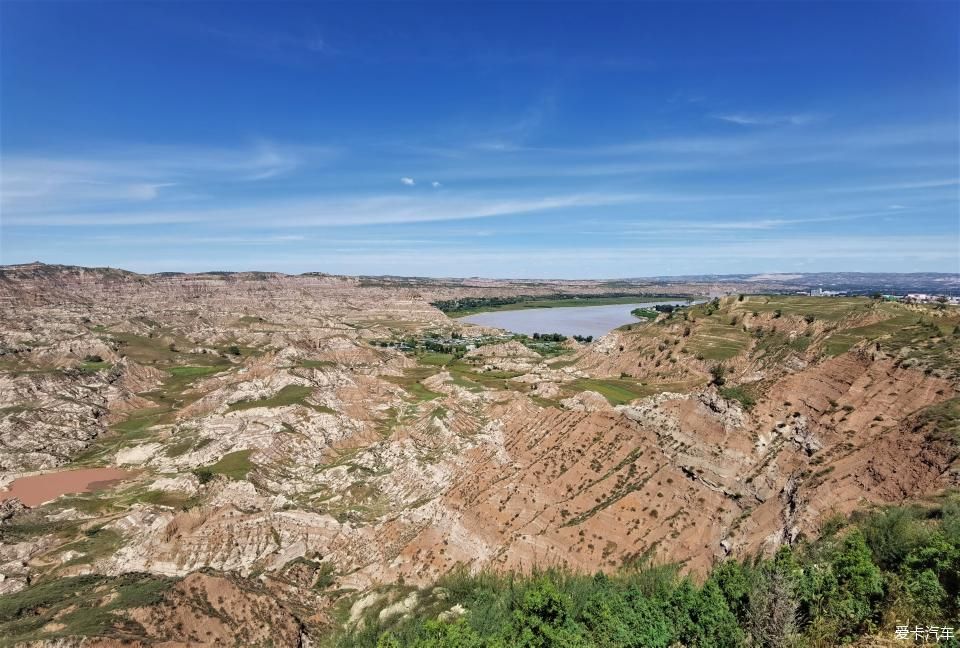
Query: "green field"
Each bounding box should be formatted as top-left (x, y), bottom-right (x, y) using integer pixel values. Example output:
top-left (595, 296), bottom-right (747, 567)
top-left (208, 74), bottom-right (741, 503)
top-left (736, 295), bottom-right (883, 321)
top-left (569, 377), bottom-right (650, 405)
top-left (685, 323), bottom-right (751, 361)
top-left (417, 352), bottom-right (455, 366)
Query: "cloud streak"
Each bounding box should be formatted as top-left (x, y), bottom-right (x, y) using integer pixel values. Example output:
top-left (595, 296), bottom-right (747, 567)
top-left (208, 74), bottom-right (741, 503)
top-left (3, 192), bottom-right (644, 227)
top-left (713, 112), bottom-right (820, 126)
top-left (1, 142), bottom-right (336, 213)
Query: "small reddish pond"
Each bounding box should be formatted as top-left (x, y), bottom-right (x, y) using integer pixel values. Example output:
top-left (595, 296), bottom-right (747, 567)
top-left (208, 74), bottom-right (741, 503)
top-left (0, 468), bottom-right (135, 507)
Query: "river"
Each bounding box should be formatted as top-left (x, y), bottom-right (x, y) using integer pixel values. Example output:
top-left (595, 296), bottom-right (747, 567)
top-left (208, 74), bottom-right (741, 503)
top-left (459, 301), bottom-right (687, 339)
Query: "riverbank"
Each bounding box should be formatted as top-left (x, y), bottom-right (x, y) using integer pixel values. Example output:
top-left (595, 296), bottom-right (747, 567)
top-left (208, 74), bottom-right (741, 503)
top-left (441, 294), bottom-right (695, 317)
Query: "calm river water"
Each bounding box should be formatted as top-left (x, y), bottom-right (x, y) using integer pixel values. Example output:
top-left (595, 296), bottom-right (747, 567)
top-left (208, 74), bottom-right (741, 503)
top-left (460, 301), bottom-right (687, 340)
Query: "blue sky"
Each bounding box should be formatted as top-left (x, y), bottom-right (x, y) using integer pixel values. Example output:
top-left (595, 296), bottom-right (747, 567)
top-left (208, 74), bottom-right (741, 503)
top-left (1, 1), bottom-right (958, 278)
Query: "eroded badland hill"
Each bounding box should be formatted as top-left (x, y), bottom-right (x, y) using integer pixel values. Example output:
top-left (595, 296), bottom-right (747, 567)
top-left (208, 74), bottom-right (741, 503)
top-left (0, 264), bottom-right (957, 646)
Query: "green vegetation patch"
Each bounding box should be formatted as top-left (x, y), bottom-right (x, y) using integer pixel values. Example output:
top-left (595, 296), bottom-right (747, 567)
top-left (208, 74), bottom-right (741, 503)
top-left (570, 377), bottom-right (649, 405)
top-left (58, 526), bottom-right (124, 567)
top-left (0, 403), bottom-right (41, 416)
top-left (78, 360), bottom-right (112, 373)
top-left (738, 295), bottom-right (881, 321)
top-left (300, 359), bottom-right (336, 369)
top-left (383, 367), bottom-right (444, 402)
top-left (418, 351), bottom-right (455, 366)
top-left (823, 314), bottom-right (921, 356)
top-left (630, 307), bottom-right (660, 320)
top-left (194, 449), bottom-right (254, 482)
top-left (121, 487), bottom-right (202, 510)
top-left (404, 382), bottom-right (443, 402)
top-left (390, 353), bottom-right (531, 397)
top-left (719, 385), bottom-right (757, 410)
top-left (70, 363), bottom-right (231, 465)
top-left (155, 364), bottom-right (228, 401)
top-left (918, 397), bottom-right (960, 443)
top-left (448, 360), bottom-right (528, 393)
top-left (0, 573), bottom-right (174, 644)
top-left (228, 384), bottom-right (333, 413)
top-left (105, 331), bottom-right (232, 368)
top-left (117, 408), bottom-right (165, 435)
top-left (686, 323), bottom-right (751, 361)
top-left (0, 507), bottom-right (88, 543)
top-left (529, 395), bottom-right (562, 409)
top-left (821, 313), bottom-right (960, 377)
top-left (166, 364), bottom-right (225, 378)
top-left (164, 434), bottom-right (212, 458)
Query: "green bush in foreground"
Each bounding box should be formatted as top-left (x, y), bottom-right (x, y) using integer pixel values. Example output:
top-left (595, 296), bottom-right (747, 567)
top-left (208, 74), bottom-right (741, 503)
top-left (340, 495), bottom-right (960, 647)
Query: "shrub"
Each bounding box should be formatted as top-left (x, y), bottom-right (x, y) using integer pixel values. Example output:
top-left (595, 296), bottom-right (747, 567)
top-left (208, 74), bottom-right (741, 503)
top-left (710, 363), bottom-right (727, 386)
top-left (747, 568), bottom-right (799, 648)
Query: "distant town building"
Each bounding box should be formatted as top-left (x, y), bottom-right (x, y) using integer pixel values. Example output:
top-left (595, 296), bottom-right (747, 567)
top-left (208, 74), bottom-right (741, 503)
top-left (808, 288), bottom-right (843, 297)
top-left (903, 293), bottom-right (959, 305)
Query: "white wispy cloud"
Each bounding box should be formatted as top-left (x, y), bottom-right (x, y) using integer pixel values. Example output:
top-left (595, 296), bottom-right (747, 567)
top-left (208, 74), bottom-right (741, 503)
top-left (609, 214), bottom-right (874, 237)
top-left (89, 234), bottom-right (307, 245)
top-left (713, 112), bottom-right (820, 126)
top-left (1, 141), bottom-right (336, 213)
top-left (189, 23), bottom-right (333, 63)
top-left (4, 192), bottom-right (644, 227)
top-left (825, 178), bottom-right (960, 193)
top-left (400, 177), bottom-right (416, 186)
top-left (432, 181), bottom-right (442, 188)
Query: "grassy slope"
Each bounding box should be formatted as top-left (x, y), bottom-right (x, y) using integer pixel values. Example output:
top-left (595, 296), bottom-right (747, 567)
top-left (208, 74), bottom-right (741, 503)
top-left (0, 574), bottom-right (174, 645)
top-left (228, 384), bottom-right (334, 413)
top-left (195, 449), bottom-right (253, 481)
top-left (658, 296), bottom-right (959, 371)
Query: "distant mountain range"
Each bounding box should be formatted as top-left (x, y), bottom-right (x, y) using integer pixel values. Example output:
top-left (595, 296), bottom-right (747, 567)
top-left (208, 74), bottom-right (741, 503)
top-left (640, 272), bottom-right (960, 295)
top-left (3, 262), bottom-right (958, 296)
